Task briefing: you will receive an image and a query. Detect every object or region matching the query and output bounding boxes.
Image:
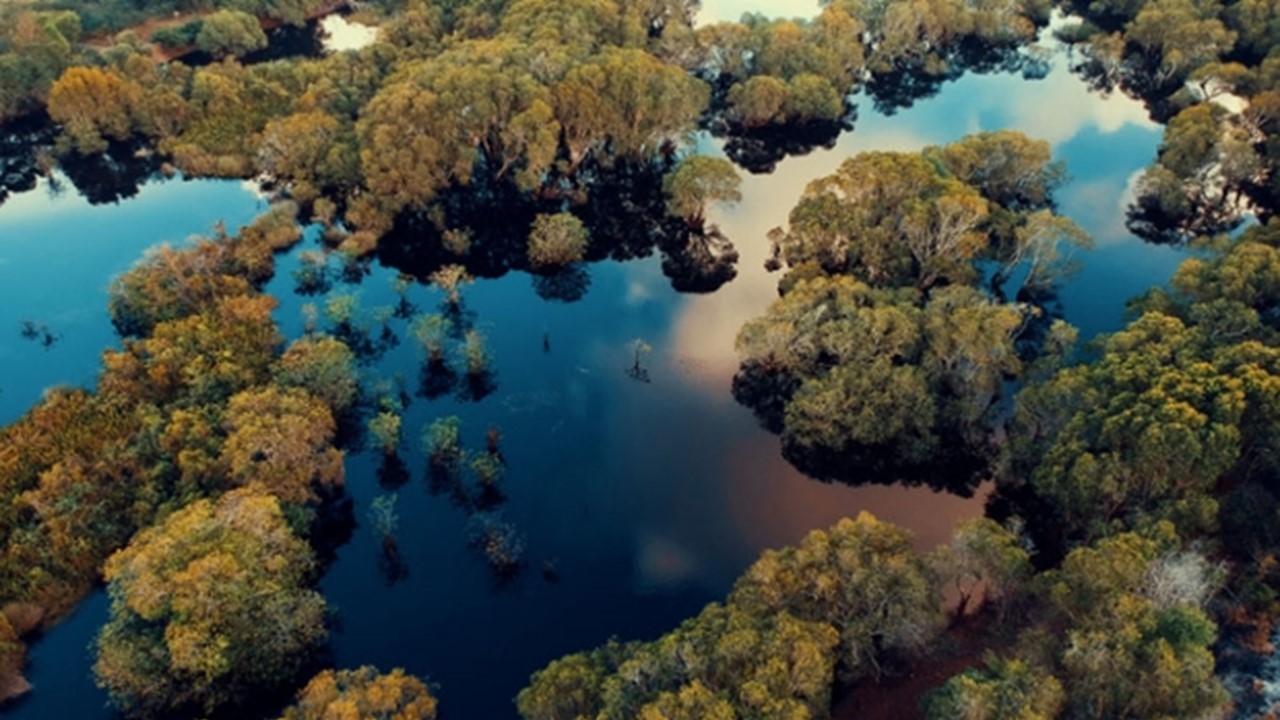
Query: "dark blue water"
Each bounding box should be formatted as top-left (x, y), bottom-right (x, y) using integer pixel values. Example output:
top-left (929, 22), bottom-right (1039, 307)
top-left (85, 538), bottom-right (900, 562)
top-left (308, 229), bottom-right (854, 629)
top-left (0, 8), bottom-right (1190, 718)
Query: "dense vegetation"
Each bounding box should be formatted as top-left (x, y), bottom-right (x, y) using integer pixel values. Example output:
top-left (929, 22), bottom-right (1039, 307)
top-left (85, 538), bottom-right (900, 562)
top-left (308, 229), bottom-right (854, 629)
top-left (6, 0), bottom-right (1280, 716)
top-left (0, 205), bottom-right (361, 704)
top-left (736, 131), bottom-right (1084, 487)
top-left (520, 515), bottom-right (1226, 720)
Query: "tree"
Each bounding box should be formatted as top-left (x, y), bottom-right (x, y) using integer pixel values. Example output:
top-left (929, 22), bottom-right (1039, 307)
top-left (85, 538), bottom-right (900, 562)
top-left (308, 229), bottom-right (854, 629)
top-left (95, 490), bottom-right (327, 717)
top-left (1008, 312), bottom-right (1251, 540)
top-left (100, 294), bottom-right (282, 408)
top-left (521, 514), bottom-right (941, 720)
top-left (1129, 103), bottom-right (1260, 241)
top-left (196, 10), bottom-right (269, 59)
top-left (735, 277), bottom-right (1023, 477)
top-left (551, 47), bottom-right (709, 163)
top-left (662, 155), bottom-right (742, 231)
top-left (528, 212), bottom-right (590, 269)
top-left (924, 655), bottom-right (1064, 720)
top-left (772, 151), bottom-right (989, 289)
top-left (520, 604), bottom-right (838, 720)
top-left (257, 111), bottom-right (343, 192)
top-left (368, 411), bottom-right (403, 454)
top-left (1046, 529), bottom-right (1228, 720)
top-left (1125, 0), bottom-right (1236, 88)
top-left (925, 131), bottom-right (1064, 212)
top-left (48, 66), bottom-right (143, 154)
top-left (274, 335), bottom-right (360, 416)
top-left (933, 518), bottom-right (1032, 620)
top-left (725, 75), bottom-right (789, 127)
top-left (729, 512), bottom-right (942, 681)
top-left (220, 387), bottom-right (345, 504)
top-left (278, 667), bottom-right (438, 720)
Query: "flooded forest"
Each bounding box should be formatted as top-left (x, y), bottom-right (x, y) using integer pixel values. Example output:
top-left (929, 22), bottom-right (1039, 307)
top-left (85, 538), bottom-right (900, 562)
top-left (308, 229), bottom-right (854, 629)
top-left (2, 0), bottom-right (1280, 718)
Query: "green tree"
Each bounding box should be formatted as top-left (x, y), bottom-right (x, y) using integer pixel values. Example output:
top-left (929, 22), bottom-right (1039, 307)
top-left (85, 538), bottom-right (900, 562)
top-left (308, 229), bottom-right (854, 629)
top-left (195, 10), bottom-right (269, 58)
top-left (528, 212), bottom-right (590, 269)
top-left (368, 411), bottom-right (403, 454)
top-left (1046, 529), bottom-right (1227, 720)
top-left (662, 155), bottom-right (743, 231)
top-left (273, 335), bottom-right (360, 416)
top-left (730, 512), bottom-right (942, 681)
top-left (933, 518), bottom-right (1032, 620)
top-left (773, 151), bottom-right (989, 289)
top-left (736, 277), bottom-right (1023, 472)
top-left (924, 655), bottom-right (1064, 720)
top-left (1008, 311), bottom-right (1252, 540)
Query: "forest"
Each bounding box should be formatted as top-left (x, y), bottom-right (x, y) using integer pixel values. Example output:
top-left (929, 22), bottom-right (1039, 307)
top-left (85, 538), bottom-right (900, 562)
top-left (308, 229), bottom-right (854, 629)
top-left (1, 0), bottom-right (1280, 717)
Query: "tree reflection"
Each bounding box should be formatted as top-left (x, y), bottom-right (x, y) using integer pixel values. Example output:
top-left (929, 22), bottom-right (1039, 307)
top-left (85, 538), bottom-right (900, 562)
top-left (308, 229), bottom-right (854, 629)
top-left (0, 112), bottom-right (53, 206)
top-left (531, 266), bottom-right (591, 303)
top-left (376, 452), bottom-right (410, 491)
top-left (57, 139), bottom-right (160, 205)
top-left (712, 113), bottom-right (852, 175)
top-left (376, 157), bottom-right (741, 297)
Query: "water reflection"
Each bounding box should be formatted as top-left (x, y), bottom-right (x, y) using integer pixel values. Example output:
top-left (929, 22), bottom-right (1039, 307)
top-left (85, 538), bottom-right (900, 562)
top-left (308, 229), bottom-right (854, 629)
top-left (0, 173), bottom-right (265, 425)
top-left (671, 26), bottom-right (1172, 398)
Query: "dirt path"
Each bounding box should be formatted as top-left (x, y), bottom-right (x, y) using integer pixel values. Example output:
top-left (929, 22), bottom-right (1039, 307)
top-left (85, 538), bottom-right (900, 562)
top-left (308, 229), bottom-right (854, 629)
top-left (833, 617), bottom-right (1002, 720)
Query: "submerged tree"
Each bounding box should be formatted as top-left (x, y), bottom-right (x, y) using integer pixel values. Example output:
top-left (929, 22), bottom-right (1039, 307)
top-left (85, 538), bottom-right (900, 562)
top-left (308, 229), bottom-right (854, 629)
top-left (467, 512), bottom-right (525, 577)
top-left (527, 212), bottom-right (590, 270)
top-left (662, 155), bottom-right (743, 232)
top-left (735, 276), bottom-right (1022, 486)
top-left (368, 410), bottom-right (403, 455)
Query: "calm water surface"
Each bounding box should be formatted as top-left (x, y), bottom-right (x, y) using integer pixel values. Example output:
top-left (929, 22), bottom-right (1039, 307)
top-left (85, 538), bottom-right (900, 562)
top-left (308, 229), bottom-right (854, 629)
top-left (0, 4), bottom-right (1187, 717)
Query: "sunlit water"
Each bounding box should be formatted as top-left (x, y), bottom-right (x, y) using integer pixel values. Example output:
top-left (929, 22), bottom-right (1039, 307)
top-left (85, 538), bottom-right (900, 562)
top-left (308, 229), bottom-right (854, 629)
top-left (0, 3), bottom-right (1197, 718)
top-left (320, 15), bottom-right (378, 53)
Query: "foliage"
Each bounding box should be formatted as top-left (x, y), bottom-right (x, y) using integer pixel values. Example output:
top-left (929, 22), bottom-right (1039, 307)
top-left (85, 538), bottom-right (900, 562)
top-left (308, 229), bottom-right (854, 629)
top-left (424, 416), bottom-right (463, 471)
top-left (195, 10), bottom-right (268, 58)
top-left (662, 155), bottom-right (742, 230)
top-left (1044, 528), bottom-right (1228, 719)
top-left (521, 514), bottom-right (939, 720)
top-left (736, 276), bottom-right (1024, 480)
top-left (274, 335), bottom-right (360, 416)
top-left (0, 210), bottom-right (347, 702)
top-left (368, 495), bottom-right (400, 539)
top-left (94, 490), bottom-right (328, 717)
top-left (368, 410), bottom-right (403, 454)
top-left (527, 212), bottom-right (590, 269)
top-left (278, 666), bottom-right (438, 720)
top-left (730, 513), bottom-right (942, 682)
top-left (1006, 309), bottom-right (1272, 541)
top-left (48, 66), bottom-right (144, 154)
top-left (923, 655), bottom-right (1064, 720)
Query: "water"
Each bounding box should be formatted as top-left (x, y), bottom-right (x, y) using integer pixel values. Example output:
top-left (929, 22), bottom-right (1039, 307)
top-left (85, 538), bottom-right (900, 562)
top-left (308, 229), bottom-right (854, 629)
top-left (0, 5), bottom-right (1188, 718)
top-left (0, 174), bottom-right (268, 425)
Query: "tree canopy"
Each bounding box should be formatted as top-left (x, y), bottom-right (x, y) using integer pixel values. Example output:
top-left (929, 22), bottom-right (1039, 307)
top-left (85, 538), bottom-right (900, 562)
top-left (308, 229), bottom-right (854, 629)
top-left (95, 490), bottom-right (328, 717)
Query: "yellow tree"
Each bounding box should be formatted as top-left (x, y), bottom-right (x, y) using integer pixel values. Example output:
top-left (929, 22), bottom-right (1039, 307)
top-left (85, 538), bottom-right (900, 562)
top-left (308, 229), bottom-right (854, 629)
top-left (95, 490), bottom-right (328, 717)
top-left (221, 387), bottom-right (344, 504)
top-left (48, 66), bottom-right (143, 154)
top-left (279, 667), bottom-right (439, 720)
